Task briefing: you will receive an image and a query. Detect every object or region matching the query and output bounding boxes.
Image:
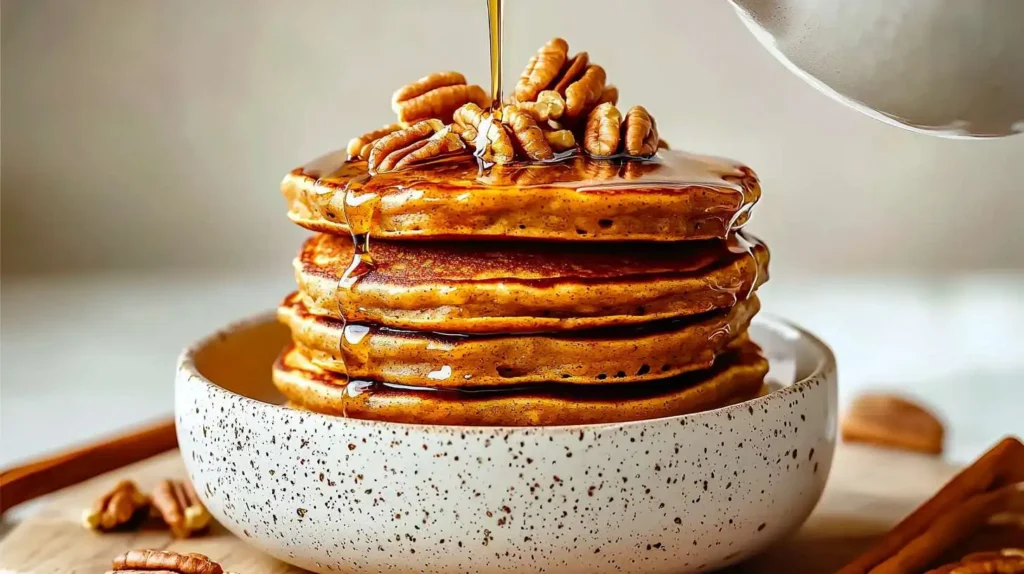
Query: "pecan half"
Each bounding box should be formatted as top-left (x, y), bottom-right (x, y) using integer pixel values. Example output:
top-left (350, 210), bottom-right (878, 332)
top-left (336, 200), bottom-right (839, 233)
top-left (503, 105), bottom-right (553, 161)
top-left (111, 549), bottom-right (223, 574)
top-left (515, 38), bottom-right (569, 102)
top-left (152, 478), bottom-right (211, 538)
top-left (552, 52), bottom-right (590, 96)
top-left (583, 102), bottom-right (622, 157)
top-left (452, 103), bottom-right (514, 165)
top-left (841, 393), bottom-right (945, 455)
top-left (82, 480), bottom-right (149, 531)
top-left (346, 123), bottom-right (405, 160)
top-left (622, 105), bottom-right (659, 157)
top-left (392, 71), bottom-right (489, 123)
top-left (926, 549), bottom-right (1024, 574)
top-left (367, 119), bottom-right (464, 173)
top-left (369, 119), bottom-right (443, 172)
top-left (597, 85), bottom-right (619, 106)
top-left (564, 64), bottom-right (607, 121)
top-left (544, 129), bottom-right (576, 152)
top-left (395, 127), bottom-right (464, 171)
top-left (514, 90), bottom-right (565, 122)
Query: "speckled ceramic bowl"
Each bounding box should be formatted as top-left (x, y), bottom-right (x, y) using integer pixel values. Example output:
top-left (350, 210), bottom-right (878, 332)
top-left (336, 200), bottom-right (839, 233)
top-left (176, 314), bottom-right (837, 574)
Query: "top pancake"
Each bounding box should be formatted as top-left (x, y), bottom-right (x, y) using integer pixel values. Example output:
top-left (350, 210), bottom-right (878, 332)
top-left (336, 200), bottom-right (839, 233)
top-left (296, 232), bottom-right (769, 333)
top-left (281, 149), bottom-right (760, 242)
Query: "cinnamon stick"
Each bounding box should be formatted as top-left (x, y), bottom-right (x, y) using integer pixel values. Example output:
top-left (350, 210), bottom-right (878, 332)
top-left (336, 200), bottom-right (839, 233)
top-left (838, 436), bottom-right (1024, 574)
top-left (0, 417), bottom-right (177, 514)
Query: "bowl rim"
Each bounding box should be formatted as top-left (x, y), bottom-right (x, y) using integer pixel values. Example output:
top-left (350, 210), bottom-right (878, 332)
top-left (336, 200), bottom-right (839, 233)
top-left (177, 311), bottom-right (836, 433)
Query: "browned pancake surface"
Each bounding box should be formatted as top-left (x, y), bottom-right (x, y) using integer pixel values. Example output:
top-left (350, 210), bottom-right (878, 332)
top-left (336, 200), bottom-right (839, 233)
top-left (297, 232), bottom-right (768, 332)
top-left (272, 341), bottom-right (769, 426)
top-left (282, 150), bottom-right (760, 242)
top-left (279, 293), bottom-right (759, 387)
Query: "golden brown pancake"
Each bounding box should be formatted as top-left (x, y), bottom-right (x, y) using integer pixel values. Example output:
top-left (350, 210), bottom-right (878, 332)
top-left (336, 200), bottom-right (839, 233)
top-left (296, 232), bottom-right (768, 333)
top-left (278, 293), bottom-right (760, 388)
top-left (281, 150), bottom-right (760, 242)
top-left (271, 341), bottom-right (769, 426)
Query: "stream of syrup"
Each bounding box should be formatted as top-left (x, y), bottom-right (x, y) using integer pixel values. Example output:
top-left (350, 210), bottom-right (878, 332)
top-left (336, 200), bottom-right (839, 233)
top-left (297, 2), bottom-right (762, 396)
top-left (487, 0), bottom-right (503, 108)
top-left (336, 2), bottom-right (502, 292)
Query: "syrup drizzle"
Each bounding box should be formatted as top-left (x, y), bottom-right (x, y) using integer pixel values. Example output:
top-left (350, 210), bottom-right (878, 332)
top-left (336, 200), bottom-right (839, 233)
top-left (338, 174), bottom-right (376, 289)
top-left (301, 151), bottom-right (761, 388)
top-left (486, 0), bottom-right (504, 108)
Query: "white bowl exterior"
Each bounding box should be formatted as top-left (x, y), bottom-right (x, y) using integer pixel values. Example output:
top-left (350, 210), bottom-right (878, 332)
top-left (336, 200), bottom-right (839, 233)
top-left (176, 317), bottom-right (837, 574)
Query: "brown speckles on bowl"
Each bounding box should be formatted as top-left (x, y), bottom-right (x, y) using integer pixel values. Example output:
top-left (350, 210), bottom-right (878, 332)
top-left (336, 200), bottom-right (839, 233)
top-left (175, 314), bottom-right (837, 574)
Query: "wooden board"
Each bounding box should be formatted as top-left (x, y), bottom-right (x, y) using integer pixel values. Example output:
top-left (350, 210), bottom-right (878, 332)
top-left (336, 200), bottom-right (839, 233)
top-left (0, 444), bottom-right (959, 573)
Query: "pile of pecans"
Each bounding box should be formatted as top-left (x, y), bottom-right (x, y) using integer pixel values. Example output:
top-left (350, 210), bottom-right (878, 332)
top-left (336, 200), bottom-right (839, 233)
top-left (83, 478), bottom-right (211, 539)
top-left (348, 37), bottom-right (663, 174)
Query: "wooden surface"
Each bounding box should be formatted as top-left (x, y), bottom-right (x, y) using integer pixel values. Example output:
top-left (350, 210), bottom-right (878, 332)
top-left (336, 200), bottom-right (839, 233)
top-left (0, 444), bottom-right (960, 573)
top-left (0, 417), bottom-right (178, 514)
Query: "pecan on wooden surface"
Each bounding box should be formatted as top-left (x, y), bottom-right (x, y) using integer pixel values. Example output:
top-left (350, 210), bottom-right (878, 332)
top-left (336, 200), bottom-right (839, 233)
top-left (391, 71), bottom-right (489, 123)
top-left (82, 479), bottom-right (149, 531)
top-left (152, 478), bottom-right (212, 538)
top-left (111, 549), bottom-right (223, 574)
top-left (841, 392), bottom-right (945, 455)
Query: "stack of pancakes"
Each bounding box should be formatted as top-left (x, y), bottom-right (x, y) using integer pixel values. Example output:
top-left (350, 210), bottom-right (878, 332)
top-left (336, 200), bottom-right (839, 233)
top-left (274, 151), bottom-right (769, 425)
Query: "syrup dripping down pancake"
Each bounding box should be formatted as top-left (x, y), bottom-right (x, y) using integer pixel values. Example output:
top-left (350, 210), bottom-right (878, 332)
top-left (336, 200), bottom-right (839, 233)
top-left (295, 232), bottom-right (768, 333)
top-left (282, 149), bottom-right (760, 242)
top-left (271, 341), bottom-right (768, 426)
top-left (278, 293), bottom-right (759, 388)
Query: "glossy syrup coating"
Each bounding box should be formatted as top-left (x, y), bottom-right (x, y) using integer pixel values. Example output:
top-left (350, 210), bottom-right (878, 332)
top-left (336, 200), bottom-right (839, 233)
top-left (276, 145), bottom-right (769, 424)
top-left (278, 293), bottom-right (759, 388)
top-left (281, 149), bottom-right (760, 242)
top-left (294, 231), bottom-right (768, 333)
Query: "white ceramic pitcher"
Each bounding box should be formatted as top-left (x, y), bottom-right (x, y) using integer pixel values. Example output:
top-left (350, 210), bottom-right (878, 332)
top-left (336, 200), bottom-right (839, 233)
top-left (729, 0), bottom-right (1024, 138)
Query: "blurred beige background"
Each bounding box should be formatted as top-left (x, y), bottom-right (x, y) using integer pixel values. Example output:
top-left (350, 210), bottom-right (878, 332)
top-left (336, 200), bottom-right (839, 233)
top-left (2, 0), bottom-right (1023, 276)
top-left (2, 0), bottom-right (1024, 469)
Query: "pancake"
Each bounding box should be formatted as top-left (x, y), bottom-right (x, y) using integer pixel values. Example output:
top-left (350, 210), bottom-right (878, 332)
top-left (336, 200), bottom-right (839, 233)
top-left (296, 232), bottom-right (768, 333)
top-left (278, 293), bottom-right (760, 388)
top-left (271, 341), bottom-right (769, 426)
top-left (281, 149), bottom-right (760, 242)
